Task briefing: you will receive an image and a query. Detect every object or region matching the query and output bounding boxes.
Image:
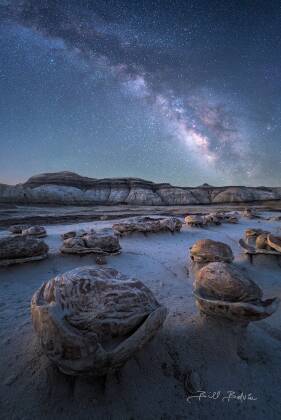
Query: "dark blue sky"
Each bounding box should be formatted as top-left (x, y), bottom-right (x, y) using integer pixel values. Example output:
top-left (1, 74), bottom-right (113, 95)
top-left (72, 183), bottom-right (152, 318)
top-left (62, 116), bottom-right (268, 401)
top-left (0, 0), bottom-right (280, 186)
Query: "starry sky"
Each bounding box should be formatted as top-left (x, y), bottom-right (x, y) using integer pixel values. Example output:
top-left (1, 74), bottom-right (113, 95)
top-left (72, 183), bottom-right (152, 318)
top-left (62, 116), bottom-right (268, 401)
top-left (0, 0), bottom-right (280, 187)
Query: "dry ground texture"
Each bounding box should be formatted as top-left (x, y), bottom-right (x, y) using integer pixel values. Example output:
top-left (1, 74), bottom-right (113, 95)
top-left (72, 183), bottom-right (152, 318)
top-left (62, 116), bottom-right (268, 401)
top-left (0, 210), bottom-right (281, 420)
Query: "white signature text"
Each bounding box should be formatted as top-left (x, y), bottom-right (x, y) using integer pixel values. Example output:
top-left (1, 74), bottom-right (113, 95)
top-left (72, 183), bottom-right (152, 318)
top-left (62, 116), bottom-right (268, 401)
top-left (187, 391), bottom-right (258, 403)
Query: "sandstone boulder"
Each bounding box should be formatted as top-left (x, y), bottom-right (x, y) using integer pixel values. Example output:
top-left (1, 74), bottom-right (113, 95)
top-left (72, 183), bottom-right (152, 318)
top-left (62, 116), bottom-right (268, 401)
top-left (113, 216), bottom-right (182, 235)
top-left (61, 230), bottom-right (121, 255)
top-left (190, 239), bottom-right (234, 265)
top-left (184, 215), bottom-right (205, 227)
top-left (31, 266), bottom-right (167, 376)
top-left (194, 262), bottom-right (279, 323)
top-left (0, 236), bottom-right (48, 266)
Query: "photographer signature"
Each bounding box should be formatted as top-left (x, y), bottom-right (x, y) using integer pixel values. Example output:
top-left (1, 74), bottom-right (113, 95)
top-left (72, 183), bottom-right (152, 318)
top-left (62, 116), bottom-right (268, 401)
top-left (187, 391), bottom-right (258, 403)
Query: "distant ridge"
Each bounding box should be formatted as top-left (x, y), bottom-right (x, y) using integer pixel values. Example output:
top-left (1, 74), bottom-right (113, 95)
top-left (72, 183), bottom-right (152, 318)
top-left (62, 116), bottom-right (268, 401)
top-left (0, 171), bottom-right (280, 205)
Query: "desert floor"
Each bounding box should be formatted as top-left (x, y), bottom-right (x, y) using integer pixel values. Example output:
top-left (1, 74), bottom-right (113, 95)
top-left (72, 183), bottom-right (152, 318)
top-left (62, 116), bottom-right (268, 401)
top-left (0, 211), bottom-right (281, 420)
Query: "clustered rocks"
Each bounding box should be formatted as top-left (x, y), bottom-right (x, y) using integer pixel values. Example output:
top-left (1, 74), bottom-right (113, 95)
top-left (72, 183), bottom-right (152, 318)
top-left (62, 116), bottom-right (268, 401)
top-left (1, 211), bottom-right (279, 377)
top-left (184, 211), bottom-right (239, 227)
top-left (239, 229), bottom-right (281, 264)
top-left (240, 228), bottom-right (281, 253)
top-left (190, 238), bottom-right (279, 324)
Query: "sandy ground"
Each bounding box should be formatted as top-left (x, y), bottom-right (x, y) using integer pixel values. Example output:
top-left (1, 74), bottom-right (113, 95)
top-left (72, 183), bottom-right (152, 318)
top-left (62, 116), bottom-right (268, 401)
top-left (0, 202), bottom-right (280, 227)
top-left (0, 213), bottom-right (281, 420)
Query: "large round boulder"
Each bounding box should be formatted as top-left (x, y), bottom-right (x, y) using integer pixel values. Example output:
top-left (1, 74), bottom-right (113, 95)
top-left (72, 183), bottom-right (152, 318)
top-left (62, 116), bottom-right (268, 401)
top-left (194, 262), bottom-right (279, 323)
top-left (31, 266), bottom-right (167, 376)
top-left (195, 262), bottom-right (262, 303)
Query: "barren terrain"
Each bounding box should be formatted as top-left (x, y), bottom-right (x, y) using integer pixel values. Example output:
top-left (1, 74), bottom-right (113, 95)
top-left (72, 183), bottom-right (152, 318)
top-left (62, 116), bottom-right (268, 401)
top-left (0, 209), bottom-right (280, 420)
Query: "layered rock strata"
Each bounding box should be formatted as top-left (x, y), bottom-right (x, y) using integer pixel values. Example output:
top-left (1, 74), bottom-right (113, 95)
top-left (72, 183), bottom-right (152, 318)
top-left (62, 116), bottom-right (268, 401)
top-left (0, 171), bottom-right (280, 205)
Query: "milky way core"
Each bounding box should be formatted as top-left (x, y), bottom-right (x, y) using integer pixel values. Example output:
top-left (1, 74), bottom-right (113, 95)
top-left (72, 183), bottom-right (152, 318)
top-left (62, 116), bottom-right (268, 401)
top-left (0, 1), bottom-right (280, 186)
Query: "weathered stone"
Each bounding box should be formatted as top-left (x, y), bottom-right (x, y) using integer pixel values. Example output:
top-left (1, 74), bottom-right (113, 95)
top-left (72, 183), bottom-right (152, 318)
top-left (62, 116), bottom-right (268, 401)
top-left (186, 211), bottom-right (240, 228)
top-left (256, 234), bottom-right (270, 250)
top-left (0, 236), bottom-right (48, 266)
top-left (240, 229), bottom-right (281, 257)
top-left (266, 234), bottom-right (281, 253)
top-left (194, 262), bottom-right (279, 323)
top-left (244, 228), bottom-right (269, 245)
top-left (195, 262), bottom-right (262, 302)
top-left (9, 224), bottom-right (31, 234)
top-left (242, 207), bottom-right (260, 219)
top-left (203, 213), bottom-right (221, 225)
top-left (31, 266), bottom-right (167, 376)
top-left (61, 229), bottom-right (93, 240)
top-left (61, 230), bottom-right (77, 240)
top-left (190, 239), bottom-right (234, 265)
top-left (184, 215), bottom-right (205, 227)
top-left (223, 211), bottom-right (240, 224)
top-left (113, 216), bottom-right (182, 235)
top-left (21, 225), bottom-right (47, 238)
top-left (61, 231), bottom-right (121, 255)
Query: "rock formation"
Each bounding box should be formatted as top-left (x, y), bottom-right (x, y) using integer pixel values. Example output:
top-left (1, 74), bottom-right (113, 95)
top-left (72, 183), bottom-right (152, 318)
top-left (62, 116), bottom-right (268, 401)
top-left (21, 226), bottom-right (47, 238)
top-left (0, 171), bottom-right (280, 205)
top-left (239, 229), bottom-right (281, 262)
top-left (9, 224), bottom-right (31, 234)
top-left (0, 236), bottom-right (49, 266)
top-left (185, 211), bottom-right (240, 227)
top-left (189, 239), bottom-right (234, 273)
top-left (112, 216), bottom-right (182, 235)
top-left (31, 266), bottom-right (167, 376)
top-left (60, 229), bottom-right (121, 255)
top-left (193, 262), bottom-right (279, 323)
top-left (184, 215), bottom-right (205, 227)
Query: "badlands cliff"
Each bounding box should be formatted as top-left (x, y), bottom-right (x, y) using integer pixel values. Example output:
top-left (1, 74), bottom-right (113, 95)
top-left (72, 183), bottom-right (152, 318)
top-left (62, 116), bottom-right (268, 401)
top-left (0, 171), bottom-right (280, 205)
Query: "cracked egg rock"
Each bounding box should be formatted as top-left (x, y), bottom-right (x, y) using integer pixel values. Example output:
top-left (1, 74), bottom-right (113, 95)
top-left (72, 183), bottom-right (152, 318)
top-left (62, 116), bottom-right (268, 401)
top-left (31, 266), bottom-right (167, 376)
top-left (190, 239), bottom-right (234, 264)
top-left (194, 262), bottom-right (279, 323)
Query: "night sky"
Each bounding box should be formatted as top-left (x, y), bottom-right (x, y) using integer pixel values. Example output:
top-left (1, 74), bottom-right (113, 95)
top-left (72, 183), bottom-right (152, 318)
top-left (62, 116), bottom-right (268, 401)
top-left (0, 1), bottom-right (280, 186)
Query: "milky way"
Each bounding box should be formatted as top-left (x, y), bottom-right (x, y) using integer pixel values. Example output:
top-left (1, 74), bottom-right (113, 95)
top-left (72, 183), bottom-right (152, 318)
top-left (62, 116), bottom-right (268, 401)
top-left (0, 0), bottom-right (280, 186)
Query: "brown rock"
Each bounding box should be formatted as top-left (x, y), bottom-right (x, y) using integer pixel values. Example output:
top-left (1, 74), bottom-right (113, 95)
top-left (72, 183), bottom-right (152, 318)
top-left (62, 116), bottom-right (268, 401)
top-left (185, 215), bottom-right (205, 227)
top-left (31, 266), bottom-right (167, 376)
top-left (194, 262), bottom-right (279, 323)
top-left (190, 239), bottom-right (234, 265)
